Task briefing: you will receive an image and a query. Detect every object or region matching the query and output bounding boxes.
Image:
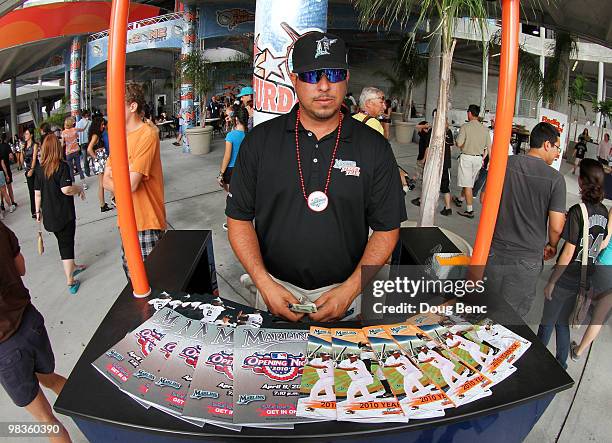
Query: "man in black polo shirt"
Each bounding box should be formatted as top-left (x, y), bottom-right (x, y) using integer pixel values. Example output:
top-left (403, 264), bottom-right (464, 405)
top-left (226, 32), bottom-right (407, 322)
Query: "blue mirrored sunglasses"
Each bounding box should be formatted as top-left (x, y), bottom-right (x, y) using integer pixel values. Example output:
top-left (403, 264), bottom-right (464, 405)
top-left (297, 69), bottom-right (347, 84)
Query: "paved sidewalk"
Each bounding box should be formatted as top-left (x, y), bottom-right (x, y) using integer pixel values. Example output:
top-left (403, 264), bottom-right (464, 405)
top-left (1, 133), bottom-right (609, 442)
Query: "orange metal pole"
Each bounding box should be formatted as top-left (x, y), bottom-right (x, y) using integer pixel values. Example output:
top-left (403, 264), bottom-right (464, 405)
top-left (107, 0), bottom-right (151, 297)
top-left (470, 0), bottom-right (520, 267)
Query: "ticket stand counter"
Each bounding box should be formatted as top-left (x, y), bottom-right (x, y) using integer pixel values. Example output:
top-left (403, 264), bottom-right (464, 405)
top-left (54, 229), bottom-right (573, 442)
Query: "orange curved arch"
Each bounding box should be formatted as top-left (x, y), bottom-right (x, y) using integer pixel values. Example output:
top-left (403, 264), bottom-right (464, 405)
top-left (0, 1), bottom-right (159, 51)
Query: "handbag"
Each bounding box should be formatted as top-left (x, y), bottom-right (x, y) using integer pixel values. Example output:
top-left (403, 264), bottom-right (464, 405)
top-left (570, 203), bottom-right (593, 328)
top-left (37, 221), bottom-right (44, 255)
top-left (89, 148), bottom-right (108, 176)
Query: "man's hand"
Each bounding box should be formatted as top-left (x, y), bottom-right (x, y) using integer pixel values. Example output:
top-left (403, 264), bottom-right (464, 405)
top-left (258, 279), bottom-right (304, 322)
top-left (544, 243), bottom-right (557, 261)
top-left (27, 169), bottom-right (33, 177)
top-left (309, 284), bottom-right (356, 322)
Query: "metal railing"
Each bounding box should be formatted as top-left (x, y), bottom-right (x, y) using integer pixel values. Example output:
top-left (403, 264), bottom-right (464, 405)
top-left (88, 12), bottom-right (182, 42)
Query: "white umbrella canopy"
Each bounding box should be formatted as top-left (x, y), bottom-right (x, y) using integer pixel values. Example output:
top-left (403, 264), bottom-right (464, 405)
top-left (202, 47), bottom-right (248, 63)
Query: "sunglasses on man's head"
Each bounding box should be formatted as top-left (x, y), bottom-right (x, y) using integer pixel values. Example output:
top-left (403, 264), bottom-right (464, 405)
top-left (297, 69), bottom-right (348, 84)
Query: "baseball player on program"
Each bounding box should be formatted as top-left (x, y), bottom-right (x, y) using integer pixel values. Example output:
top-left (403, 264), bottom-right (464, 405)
top-left (307, 352), bottom-right (336, 401)
top-left (444, 331), bottom-right (490, 367)
top-left (337, 353), bottom-right (375, 403)
top-left (200, 298), bottom-right (226, 323)
top-left (417, 346), bottom-right (463, 391)
top-left (384, 350), bottom-right (428, 401)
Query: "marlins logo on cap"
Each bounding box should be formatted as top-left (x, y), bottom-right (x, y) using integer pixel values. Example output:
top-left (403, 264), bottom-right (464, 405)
top-left (315, 36), bottom-right (337, 58)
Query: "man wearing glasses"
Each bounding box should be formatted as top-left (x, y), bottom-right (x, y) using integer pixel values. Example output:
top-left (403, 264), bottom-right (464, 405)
top-left (484, 122), bottom-right (566, 317)
top-left (352, 87), bottom-right (386, 136)
top-left (225, 32), bottom-right (406, 322)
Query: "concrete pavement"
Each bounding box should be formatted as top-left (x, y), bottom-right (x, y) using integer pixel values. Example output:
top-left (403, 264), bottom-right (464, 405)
top-left (1, 130), bottom-right (609, 442)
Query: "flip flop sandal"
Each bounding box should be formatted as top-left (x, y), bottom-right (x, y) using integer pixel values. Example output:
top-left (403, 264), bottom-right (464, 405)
top-left (68, 279), bottom-right (81, 294)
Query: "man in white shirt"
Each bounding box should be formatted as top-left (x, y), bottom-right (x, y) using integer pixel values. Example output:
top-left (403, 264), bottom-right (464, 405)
top-left (385, 350), bottom-right (426, 400)
top-left (308, 352), bottom-right (335, 401)
top-left (75, 110), bottom-right (92, 176)
top-left (337, 353), bottom-right (374, 402)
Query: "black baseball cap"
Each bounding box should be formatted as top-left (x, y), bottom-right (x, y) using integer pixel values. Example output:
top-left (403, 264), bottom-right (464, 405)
top-left (291, 31), bottom-right (348, 74)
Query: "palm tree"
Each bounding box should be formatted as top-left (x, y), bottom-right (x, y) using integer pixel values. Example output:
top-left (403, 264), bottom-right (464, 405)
top-left (354, 0), bottom-right (490, 226)
top-left (568, 75), bottom-right (590, 140)
top-left (593, 99), bottom-right (612, 141)
top-left (176, 50), bottom-right (250, 127)
top-left (176, 50), bottom-right (214, 128)
top-left (542, 31), bottom-right (577, 112)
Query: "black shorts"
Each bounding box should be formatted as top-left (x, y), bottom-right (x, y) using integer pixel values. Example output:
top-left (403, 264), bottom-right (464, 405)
top-left (440, 168), bottom-right (450, 194)
top-left (53, 220), bottom-right (76, 260)
top-left (223, 167), bottom-right (233, 185)
top-left (0, 305), bottom-right (55, 407)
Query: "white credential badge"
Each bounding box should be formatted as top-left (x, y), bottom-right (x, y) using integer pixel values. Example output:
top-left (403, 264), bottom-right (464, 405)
top-left (307, 191), bottom-right (329, 212)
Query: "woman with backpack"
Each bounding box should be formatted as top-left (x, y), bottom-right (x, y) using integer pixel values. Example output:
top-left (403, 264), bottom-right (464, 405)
top-left (87, 116), bottom-right (113, 213)
top-left (537, 159), bottom-right (608, 369)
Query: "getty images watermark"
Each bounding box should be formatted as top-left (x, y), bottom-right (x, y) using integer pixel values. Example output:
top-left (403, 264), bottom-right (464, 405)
top-left (370, 276), bottom-right (488, 316)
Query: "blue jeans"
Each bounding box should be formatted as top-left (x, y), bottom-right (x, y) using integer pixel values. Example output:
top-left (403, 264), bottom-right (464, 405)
top-left (66, 152), bottom-right (84, 181)
top-left (537, 284), bottom-right (578, 370)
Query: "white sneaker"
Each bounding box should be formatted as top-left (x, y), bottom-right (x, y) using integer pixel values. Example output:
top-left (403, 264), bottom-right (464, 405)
top-left (9, 204), bottom-right (16, 213)
top-left (82, 183), bottom-right (88, 190)
top-left (222, 223), bottom-right (228, 231)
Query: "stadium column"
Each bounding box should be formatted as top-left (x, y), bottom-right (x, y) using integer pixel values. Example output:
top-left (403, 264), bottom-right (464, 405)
top-left (596, 61), bottom-right (604, 131)
top-left (70, 37), bottom-right (82, 117)
top-left (9, 78), bottom-right (17, 139)
top-left (480, 44), bottom-right (489, 117)
top-left (252, 0), bottom-right (328, 126)
top-left (180, 4), bottom-right (197, 153)
top-left (470, 0), bottom-right (520, 269)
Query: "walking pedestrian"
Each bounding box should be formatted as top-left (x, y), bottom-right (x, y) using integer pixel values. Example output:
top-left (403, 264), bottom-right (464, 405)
top-left (12, 135), bottom-right (24, 170)
top-left (218, 105), bottom-right (248, 231)
top-left (597, 133), bottom-right (611, 166)
top-left (34, 134), bottom-right (86, 294)
top-left (103, 83), bottom-right (166, 278)
top-left (0, 133), bottom-right (17, 211)
top-left (87, 116), bottom-right (113, 212)
top-left (572, 128), bottom-right (590, 174)
top-left (537, 159), bottom-right (608, 369)
top-left (485, 122), bottom-right (566, 317)
top-left (76, 110), bottom-right (92, 176)
top-left (0, 221), bottom-right (71, 443)
top-left (61, 117), bottom-right (88, 190)
top-left (23, 127), bottom-right (39, 218)
top-left (570, 204), bottom-right (612, 361)
top-left (453, 104), bottom-right (491, 218)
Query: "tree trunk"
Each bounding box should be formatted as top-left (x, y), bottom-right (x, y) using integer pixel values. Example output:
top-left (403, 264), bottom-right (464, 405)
top-left (200, 94), bottom-right (207, 128)
top-left (418, 36), bottom-right (456, 227)
top-left (403, 80), bottom-right (412, 121)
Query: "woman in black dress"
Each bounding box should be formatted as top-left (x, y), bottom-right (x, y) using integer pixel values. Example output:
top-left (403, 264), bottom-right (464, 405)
top-left (23, 127), bottom-right (39, 218)
top-left (34, 134), bottom-right (87, 294)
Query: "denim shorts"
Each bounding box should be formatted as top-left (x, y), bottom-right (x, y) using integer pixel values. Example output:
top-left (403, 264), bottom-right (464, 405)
top-left (0, 305), bottom-right (55, 407)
